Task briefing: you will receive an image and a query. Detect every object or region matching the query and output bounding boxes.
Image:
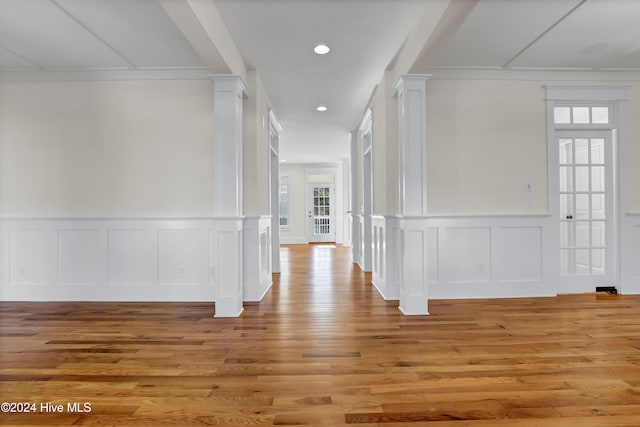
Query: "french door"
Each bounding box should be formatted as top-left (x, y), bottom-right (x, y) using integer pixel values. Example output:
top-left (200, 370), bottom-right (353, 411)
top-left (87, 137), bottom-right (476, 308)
top-left (557, 130), bottom-right (616, 292)
top-left (307, 184), bottom-right (335, 243)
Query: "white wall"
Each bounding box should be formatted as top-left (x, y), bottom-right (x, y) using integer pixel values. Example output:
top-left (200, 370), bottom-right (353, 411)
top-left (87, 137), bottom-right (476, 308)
top-left (370, 84), bottom-right (387, 215)
top-left (243, 71), bottom-right (272, 216)
top-left (425, 79), bottom-right (640, 216)
top-left (426, 79), bottom-right (548, 215)
top-left (0, 80), bottom-right (216, 218)
top-left (279, 164), bottom-right (306, 243)
top-left (627, 84), bottom-right (640, 213)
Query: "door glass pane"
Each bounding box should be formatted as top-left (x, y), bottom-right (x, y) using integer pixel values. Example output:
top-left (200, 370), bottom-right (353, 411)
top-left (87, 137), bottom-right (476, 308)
top-left (313, 186), bottom-right (331, 236)
top-left (560, 194), bottom-right (573, 219)
top-left (575, 139), bottom-right (589, 164)
top-left (560, 167), bottom-right (573, 192)
top-left (561, 249), bottom-right (574, 274)
top-left (559, 139), bottom-right (573, 164)
top-left (591, 166), bottom-right (605, 192)
top-left (576, 249), bottom-right (590, 274)
top-left (575, 194), bottom-right (590, 219)
top-left (575, 222), bottom-right (590, 248)
top-left (591, 194), bottom-right (605, 220)
top-left (560, 221), bottom-right (572, 247)
top-left (557, 132), bottom-right (610, 281)
top-left (592, 249), bottom-right (606, 274)
top-left (573, 107), bottom-right (590, 124)
top-left (554, 107), bottom-right (571, 124)
top-left (592, 107), bottom-right (609, 124)
top-left (592, 221), bottom-right (605, 247)
top-left (575, 167), bottom-right (589, 192)
top-left (591, 139), bottom-right (604, 164)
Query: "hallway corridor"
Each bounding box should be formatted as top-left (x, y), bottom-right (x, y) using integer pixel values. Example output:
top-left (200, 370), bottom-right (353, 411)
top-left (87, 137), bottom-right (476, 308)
top-left (1, 244), bottom-right (640, 425)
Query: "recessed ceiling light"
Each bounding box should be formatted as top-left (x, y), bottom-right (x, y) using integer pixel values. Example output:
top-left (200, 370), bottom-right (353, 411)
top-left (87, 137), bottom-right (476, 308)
top-left (314, 44), bottom-right (330, 55)
top-left (316, 105), bottom-right (328, 112)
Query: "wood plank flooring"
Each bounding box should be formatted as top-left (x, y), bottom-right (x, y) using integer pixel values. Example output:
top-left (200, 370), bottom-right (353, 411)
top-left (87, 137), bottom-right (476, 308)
top-left (2, 244), bottom-right (640, 426)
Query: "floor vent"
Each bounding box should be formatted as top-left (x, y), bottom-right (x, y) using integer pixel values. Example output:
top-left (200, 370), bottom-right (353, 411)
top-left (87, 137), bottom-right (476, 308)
top-left (596, 286), bottom-right (618, 294)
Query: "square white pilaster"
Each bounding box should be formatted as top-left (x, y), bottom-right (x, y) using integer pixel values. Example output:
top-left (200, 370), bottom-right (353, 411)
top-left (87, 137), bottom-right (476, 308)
top-left (209, 75), bottom-right (247, 317)
top-left (394, 74), bottom-right (431, 315)
top-left (209, 75), bottom-right (248, 218)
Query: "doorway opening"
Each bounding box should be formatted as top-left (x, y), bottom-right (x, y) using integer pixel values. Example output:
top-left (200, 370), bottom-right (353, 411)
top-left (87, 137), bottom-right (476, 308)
top-left (545, 86), bottom-right (629, 295)
top-left (306, 169), bottom-right (337, 243)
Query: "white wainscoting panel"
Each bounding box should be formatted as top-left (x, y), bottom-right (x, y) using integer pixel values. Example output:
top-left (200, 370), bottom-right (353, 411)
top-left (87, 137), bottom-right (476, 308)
top-left (371, 216), bottom-right (400, 300)
top-left (429, 216), bottom-right (555, 299)
top-left (370, 214), bottom-right (556, 302)
top-left (621, 214), bottom-right (640, 294)
top-left (243, 216), bottom-right (273, 302)
top-left (441, 227), bottom-right (491, 284)
top-left (59, 229), bottom-right (107, 286)
top-left (0, 218), bottom-right (239, 302)
top-left (9, 229), bottom-right (57, 286)
top-left (158, 228), bottom-right (208, 287)
top-left (108, 229), bottom-right (157, 286)
top-left (493, 227), bottom-right (543, 283)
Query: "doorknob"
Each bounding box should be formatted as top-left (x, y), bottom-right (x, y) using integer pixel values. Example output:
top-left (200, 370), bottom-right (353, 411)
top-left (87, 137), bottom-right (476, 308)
top-left (566, 215), bottom-right (573, 219)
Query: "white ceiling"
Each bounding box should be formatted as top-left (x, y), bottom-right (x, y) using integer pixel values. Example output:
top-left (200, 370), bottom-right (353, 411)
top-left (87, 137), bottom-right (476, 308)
top-left (1, 0), bottom-right (639, 164)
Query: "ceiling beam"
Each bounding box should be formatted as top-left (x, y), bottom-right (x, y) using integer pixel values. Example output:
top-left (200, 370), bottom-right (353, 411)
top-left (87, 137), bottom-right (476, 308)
top-left (159, 0), bottom-right (247, 78)
top-left (392, 0), bottom-right (478, 78)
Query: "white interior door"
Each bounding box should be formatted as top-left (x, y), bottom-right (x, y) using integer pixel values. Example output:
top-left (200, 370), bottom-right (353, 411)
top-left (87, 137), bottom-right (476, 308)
top-left (307, 184), bottom-right (335, 243)
top-left (558, 130), bottom-right (616, 292)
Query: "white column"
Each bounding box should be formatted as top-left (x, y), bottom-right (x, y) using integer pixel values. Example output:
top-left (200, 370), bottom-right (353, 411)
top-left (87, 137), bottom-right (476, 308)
top-left (209, 75), bottom-right (247, 317)
top-left (269, 110), bottom-right (282, 274)
top-left (360, 109), bottom-right (373, 272)
top-left (350, 130), bottom-right (361, 265)
top-left (394, 74), bottom-right (431, 315)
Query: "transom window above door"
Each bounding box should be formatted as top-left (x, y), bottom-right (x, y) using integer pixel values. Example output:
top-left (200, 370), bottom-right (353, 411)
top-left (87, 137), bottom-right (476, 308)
top-left (553, 105), bottom-right (610, 125)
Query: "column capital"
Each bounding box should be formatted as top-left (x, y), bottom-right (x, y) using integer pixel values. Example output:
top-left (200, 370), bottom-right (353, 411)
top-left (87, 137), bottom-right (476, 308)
top-left (208, 74), bottom-right (248, 93)
top-left (393, 74), bottom-right (432, 95)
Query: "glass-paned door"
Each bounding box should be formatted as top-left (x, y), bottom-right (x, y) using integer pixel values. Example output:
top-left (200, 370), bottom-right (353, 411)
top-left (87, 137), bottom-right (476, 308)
top-left (558, 130), bottom-right (615, 292)
top-left (307, 184), bottom-right (335, 242)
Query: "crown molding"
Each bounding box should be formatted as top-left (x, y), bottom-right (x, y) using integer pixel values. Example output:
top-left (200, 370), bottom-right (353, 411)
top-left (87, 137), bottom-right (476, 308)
top-left (429, 67), bottom-right (640, 82)
top-left (0, 68), bottom-right (211, 83)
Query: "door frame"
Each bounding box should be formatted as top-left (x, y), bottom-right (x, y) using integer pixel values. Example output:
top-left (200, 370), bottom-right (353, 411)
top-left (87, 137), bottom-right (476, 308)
top-left (268, 110), bottom-right (282, 273)
top-left (305, 168), bottom-right (337, 243)
top-left (545, 85), bottom-right (629, 294)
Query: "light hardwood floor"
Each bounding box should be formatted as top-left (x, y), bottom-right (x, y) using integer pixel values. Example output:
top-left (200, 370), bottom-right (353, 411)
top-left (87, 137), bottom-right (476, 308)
top-left (2, 244), bottom-right (640, 426)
